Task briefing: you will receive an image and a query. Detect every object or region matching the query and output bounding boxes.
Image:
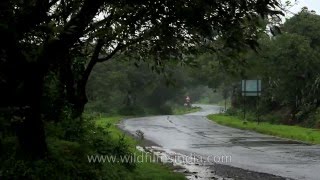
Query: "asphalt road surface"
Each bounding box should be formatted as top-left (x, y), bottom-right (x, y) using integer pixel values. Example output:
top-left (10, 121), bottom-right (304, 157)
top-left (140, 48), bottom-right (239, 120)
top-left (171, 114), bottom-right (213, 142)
top-left (120, 104), bottom-right (320, 180)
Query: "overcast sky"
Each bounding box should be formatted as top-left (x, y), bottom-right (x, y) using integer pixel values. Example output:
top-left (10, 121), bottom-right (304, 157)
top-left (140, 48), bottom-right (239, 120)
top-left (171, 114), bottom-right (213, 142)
top-left (284, 0), bottom-right (320, 15)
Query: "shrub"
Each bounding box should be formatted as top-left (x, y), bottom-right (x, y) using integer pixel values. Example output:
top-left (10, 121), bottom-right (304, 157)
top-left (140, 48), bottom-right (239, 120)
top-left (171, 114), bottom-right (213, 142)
top-left (0, 113), bottom-right (135, 180)
top-left (118, 105), bottom-right (145, 116)
top-left (157, 105), bottom-right (173, 115)
top-left (261, 114), bottom-right (282, 124)
top-left (225, 108), bottom-right (237, 116)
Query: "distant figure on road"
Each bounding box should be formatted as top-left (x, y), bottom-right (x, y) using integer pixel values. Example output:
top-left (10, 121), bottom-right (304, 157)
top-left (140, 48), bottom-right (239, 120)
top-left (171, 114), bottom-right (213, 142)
top-left (184, 95), bottom-right (191, 108)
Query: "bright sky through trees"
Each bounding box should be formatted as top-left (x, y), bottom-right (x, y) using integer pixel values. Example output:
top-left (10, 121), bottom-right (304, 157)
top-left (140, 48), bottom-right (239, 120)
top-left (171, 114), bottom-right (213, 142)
top-left (285, 0), bottom-right (320, 15)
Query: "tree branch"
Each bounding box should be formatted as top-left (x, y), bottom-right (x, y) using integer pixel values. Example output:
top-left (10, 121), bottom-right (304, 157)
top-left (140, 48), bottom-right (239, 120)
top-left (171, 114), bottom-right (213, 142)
top-left (80, 38), bottom-right (105, 91)
top-left (15, 0), bottom-right (51, 38)
top-left (97, 34), bottom-right (147, 62)
top-left (57, 0), bottom-right (106, 49)
top-left (49, 0), bottom-right (60, 7)
top-left (97, 44), bottom-right (123, 62)
top-left (84, 10), bottom-right (115, 35)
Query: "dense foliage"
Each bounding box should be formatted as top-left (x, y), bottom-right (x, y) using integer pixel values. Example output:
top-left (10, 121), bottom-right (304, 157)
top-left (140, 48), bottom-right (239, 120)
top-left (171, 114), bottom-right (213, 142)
top-left (85, 57), bottom-right (226, 116)
top-left (216, 9), bottom-right (320, 128)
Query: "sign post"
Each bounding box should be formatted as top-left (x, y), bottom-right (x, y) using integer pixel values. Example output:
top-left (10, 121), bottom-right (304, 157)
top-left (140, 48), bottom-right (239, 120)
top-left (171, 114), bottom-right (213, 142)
top-left (241, 80), bottom-right (262, 122)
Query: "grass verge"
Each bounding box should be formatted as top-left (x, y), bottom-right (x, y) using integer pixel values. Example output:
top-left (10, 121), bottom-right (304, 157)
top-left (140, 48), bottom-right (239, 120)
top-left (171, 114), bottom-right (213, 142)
top-left (207, 114), bottom-right (320, 144)
top-left (96, 116), bottom-right (186, 180)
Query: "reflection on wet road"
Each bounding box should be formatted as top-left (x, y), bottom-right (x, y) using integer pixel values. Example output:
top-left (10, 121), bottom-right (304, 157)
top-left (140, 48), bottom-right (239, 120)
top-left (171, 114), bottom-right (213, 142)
top-left (121, 104), bottom-right (320, 180)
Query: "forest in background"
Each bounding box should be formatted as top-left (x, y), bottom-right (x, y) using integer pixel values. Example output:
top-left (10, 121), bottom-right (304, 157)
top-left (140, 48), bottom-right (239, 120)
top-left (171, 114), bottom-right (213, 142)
top-left (85, 56), bottom-right (224, 116)
top-left (218, 9), bottom-right (320, 128)
top-left (86, 8), bottom-right (320, 130)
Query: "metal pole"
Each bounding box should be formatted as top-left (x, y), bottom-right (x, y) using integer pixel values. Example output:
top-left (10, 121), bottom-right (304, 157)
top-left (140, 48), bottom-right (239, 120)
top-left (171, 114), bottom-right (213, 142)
top-left (225, 98), bottom-right (227, 111)
top-left (243, 80), bottom-right (246, 121)
top-left (257, 80), bottom-right (261, 124)
top-left (257, 95), bottom-right (260, 124)
top-left (256, 80), bottom-right (259, 124)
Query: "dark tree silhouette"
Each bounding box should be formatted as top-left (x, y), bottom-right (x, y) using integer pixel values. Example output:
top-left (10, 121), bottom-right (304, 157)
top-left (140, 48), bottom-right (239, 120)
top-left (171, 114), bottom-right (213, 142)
top-left (0, 0), bottom-right (283, 158)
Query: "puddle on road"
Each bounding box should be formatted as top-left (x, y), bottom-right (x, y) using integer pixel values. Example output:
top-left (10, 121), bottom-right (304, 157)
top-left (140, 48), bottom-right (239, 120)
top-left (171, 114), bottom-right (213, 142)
top-left (136, 145), bottom-right (233, 180)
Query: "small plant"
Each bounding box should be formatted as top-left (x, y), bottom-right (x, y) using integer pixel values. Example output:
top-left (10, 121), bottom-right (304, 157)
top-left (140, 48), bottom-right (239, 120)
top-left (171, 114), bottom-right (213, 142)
top-left (135, 130), bottom-right (144, 140)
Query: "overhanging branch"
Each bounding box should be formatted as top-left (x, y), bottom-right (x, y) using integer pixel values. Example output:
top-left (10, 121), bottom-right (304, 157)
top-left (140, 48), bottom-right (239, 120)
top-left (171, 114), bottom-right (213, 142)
top-left (97, 34), bottom-right (147, 62)
top-left (97, 44), bottom-right (123, 62)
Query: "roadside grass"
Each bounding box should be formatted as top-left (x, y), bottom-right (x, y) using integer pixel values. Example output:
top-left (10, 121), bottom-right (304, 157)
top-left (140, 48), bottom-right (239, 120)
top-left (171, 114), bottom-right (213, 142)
top-left (1, 114), bottom-right (185, 179)
top-left (172, 106), bottom-right (201, 115)
top-left (207, 114), bottom-right (320, 144)
top-left (95, 117), bottom-right (186, 180)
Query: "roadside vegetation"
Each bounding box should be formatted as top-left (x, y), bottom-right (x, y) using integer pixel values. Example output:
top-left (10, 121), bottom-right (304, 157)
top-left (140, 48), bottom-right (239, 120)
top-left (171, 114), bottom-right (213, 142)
top-left (95, 116), bottom-right (186, 180)
top-left (208, 114), bottom-right (320, 144)
top-left (205, 9), bottom-right (320, 130)
top-left (217, 99), bottom-right (232, 110)
top-left (172, 106), bottom-right (201, 115)
top-left (0, 113), bottom-right (186, 179)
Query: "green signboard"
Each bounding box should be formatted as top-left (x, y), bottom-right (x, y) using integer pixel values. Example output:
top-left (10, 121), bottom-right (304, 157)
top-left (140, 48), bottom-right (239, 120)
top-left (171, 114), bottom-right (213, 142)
top-left (242, 80), bottom-right (261, 96)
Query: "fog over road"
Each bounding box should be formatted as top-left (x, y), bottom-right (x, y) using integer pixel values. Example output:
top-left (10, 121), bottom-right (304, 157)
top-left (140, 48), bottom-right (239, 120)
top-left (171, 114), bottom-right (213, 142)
top-left (121, 104), bottom-right (320, 180)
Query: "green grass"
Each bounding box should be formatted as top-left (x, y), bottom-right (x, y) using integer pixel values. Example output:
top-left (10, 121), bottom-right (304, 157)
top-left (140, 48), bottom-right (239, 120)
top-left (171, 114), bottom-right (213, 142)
top-left (207, 114), bottom-right (320, 144)
top-left (96, 117), bottom-right (186, 180)
top-left (172, 106), bottom-right (201, 115)
top-left (96, 116), bottom-right (133, 143)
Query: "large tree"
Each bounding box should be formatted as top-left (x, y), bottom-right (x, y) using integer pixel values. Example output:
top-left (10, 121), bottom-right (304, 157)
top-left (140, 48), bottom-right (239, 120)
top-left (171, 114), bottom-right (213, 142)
top-left (0, 0), bottom-right (283, 158)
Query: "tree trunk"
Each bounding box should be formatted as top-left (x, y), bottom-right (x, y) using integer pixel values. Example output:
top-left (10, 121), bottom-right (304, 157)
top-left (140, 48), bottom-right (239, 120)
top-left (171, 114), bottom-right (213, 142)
top-left (16, 107), bottom-right (47, 159)
top-left (1, 0), bottom-right (105, 158)
top-left (60, 60), bottom-right (88, 119)
top-left (15, 68), bottom-right (48, 159)
top-left (68, 39), bottom-right (104, 118)
top-left (73, 88), bottom-right (87, 118)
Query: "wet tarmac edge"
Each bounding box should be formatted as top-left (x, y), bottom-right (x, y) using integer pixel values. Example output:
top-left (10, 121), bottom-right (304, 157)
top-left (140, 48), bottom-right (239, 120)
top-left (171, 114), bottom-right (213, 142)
top-left (117, 118), bottom-right (292, 180)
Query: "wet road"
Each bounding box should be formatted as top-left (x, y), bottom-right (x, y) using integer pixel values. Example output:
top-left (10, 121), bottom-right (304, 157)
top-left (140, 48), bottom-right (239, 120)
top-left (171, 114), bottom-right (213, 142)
top-left (121, 104), bottom-right (320, 180)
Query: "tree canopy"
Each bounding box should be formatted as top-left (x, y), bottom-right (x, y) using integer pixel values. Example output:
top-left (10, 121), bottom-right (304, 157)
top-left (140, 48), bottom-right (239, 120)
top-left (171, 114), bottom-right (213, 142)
top-left (0, 0), bottom-right (283, 159)
top-left (209, 9), bottom-right (320, 126)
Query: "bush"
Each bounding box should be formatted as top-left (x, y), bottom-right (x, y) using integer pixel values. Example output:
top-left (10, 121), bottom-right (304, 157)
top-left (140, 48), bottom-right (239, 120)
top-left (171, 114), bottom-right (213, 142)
top-left (261, 114), bottom-right (282, 124)
top-left (157, 105), bottom-right (173, 115)
top-left (0, 113), bottom-right (135, 180)
top-left (301, 107), bottom-right (320, 128)
top-left (225, 107), bottom-right (241, 116)
top-left (118, 105), bottom-right (145, 116)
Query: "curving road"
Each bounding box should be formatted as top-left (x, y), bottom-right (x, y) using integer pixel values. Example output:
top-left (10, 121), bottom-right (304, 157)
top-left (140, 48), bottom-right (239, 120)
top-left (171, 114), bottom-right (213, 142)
top-left (120, 104), bottom-right (320, 180)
